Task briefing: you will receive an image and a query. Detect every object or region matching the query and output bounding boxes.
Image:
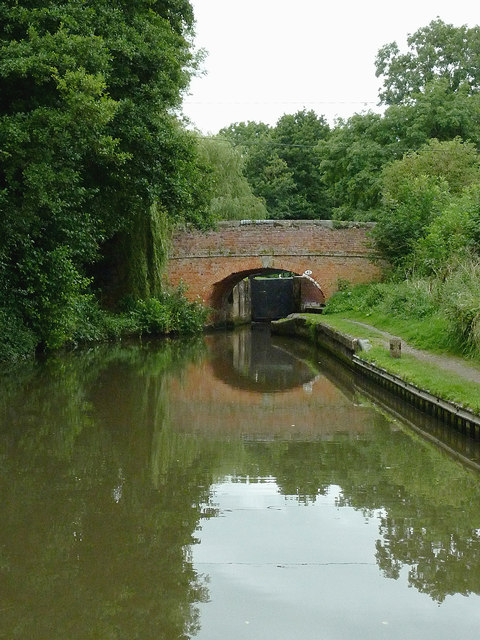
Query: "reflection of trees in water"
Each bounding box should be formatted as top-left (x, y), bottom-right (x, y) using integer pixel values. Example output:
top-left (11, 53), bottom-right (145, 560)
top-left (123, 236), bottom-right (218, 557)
top-left (1, 334), bottom-right (480, 635)
top-left (236, 419), bottom-right (480, 604)
top-left (0, 339), bottom-right (212, 639)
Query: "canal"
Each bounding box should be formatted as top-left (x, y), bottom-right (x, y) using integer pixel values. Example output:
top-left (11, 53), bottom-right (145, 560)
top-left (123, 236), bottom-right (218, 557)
top-left (1, 326), bottom-right (480, 639)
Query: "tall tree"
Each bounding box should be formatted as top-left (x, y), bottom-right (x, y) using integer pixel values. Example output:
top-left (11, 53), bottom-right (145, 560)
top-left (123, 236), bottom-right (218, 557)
top-left (0, 0), bottom-right (209, 350)
top-left (219, 120), bottom-right (300, 218)
top-left (319, 20), bottom-right (480, 222)
top-left (317, 112), bottom-right (400, 219)
top-left (271, 109), bottom-right (331, 218)
top-left (197, 136), bottom-right (266, 220)
top-left (220, 110), bottom-right (331, 219)
top-left (375, 19), bottom-right (480, 105)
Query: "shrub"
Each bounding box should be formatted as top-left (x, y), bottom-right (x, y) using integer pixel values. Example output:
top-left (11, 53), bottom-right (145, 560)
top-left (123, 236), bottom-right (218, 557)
top-left (69, 295), bottom-right (138, 345)
top-left (59, 286), bottom-right (208, 352)
top-left (372, 175), bottom-right (451, 268)
top-left (130, 288), bottom-right (208, 336)
top-left (0, 309), bottom-right (38, 361)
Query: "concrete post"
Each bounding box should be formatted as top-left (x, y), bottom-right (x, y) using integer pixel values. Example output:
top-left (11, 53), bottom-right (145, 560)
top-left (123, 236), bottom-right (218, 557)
top-left (390, 338), bottom-right (401, 358)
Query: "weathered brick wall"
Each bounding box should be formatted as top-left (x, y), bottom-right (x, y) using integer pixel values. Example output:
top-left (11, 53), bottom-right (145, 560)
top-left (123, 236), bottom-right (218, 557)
top-left (167, 220), bottom-right (381, 310)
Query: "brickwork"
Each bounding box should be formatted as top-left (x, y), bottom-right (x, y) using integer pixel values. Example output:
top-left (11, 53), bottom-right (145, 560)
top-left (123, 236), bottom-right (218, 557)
top-left (166, 220), bottom-right (381, 319)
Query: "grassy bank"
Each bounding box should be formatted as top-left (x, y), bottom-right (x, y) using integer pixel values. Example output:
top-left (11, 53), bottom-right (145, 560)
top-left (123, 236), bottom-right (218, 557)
top-left (303, 311), bottom-right (456, 355)
top-left (361, 346), bottom-right (480, 413)
top-left (322, 279), bottom-right (476, 355)
top-left (0, 288), bottom-right (209, 362)
top-left (300, 312), bottom-right (480, 413)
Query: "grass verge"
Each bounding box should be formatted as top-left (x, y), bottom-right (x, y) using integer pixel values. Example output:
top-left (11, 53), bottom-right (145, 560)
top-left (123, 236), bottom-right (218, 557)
top-left (322, 311), bottom-right (459, 353)
top-left (360, 347), bottom-right (480, 414)
top-left (300, 312), bottom-right (480, 414)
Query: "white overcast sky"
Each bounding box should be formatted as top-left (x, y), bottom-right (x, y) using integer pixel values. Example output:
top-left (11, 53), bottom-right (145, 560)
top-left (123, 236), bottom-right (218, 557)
top-left (182, 0), bottom-right (480, 134)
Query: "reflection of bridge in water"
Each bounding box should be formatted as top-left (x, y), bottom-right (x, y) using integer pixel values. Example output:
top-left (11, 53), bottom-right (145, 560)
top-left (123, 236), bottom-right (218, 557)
top-left (169, 326), bottom-right (480, 465)
top-left (169, 326), bottom-right (377, 439)
top-left (211, 325), bottom-right (318, 392)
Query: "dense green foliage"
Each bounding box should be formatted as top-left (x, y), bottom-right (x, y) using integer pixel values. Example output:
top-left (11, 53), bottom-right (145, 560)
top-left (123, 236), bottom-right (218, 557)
top-left (68, 286), bottom-right (209, 346)
top-left (315, 20), bottom-right (480, 361)
top-left (375, 18), bottom-right (480, 105)
top-left (0, 0), bottom-right (212, 358)
top-left (317, 85), bottom-right (480, 221)
top-left (317, 112), bottom-right (399, 219)
top-left (220, 110), bottom-right (331, 219)
top-left (197, 136), bottom-right (266, 220)
top-left (221, 87), bottom-right (480, 223)
top-left (323, 137), bottom-right (480, 357)
top-left (4, 9), bottom-right (480, 362)
top-left (371, 139), bottom-right (480, 269)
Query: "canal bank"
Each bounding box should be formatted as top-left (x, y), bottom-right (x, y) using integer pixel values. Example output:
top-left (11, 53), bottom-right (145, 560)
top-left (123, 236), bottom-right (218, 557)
top-left (272, 314), bottom-right (480, 443)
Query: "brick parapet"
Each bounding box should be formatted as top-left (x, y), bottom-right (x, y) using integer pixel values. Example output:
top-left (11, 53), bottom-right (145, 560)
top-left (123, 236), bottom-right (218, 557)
top-left (170, 220), bottom-right (376, 260)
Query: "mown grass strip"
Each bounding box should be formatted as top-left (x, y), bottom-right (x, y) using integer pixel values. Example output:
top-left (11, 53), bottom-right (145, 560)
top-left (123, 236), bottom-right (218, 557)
top-left (299, 313), bottom-right (384, 342)
top-left (359, 347), bottom-right (480, 414)
top-left (300, 312), bottom-right (480, 414)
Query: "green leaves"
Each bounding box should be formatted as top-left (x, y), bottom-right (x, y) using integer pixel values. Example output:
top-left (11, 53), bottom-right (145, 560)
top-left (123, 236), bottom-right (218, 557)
top-left (318, 112), bottom-right (397, 218)
top-left (375, 19), bottom-right (480, 105)
top-left (219, 110), bottom-right (331, 220)
top-left (197, 136), bottom-right (266, 221)
top-left (371, 139), bottom-right (480, 271)
top-left (0, 0), bottom-right (210, 355)
top-left (374, 175), bottom-right (451, 269)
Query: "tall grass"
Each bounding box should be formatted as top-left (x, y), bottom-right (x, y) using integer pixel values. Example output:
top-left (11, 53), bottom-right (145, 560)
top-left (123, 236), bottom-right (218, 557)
top-left (442, 261), bottom-right (480, 354)
top-left (325, 279), bottom-right (437, 319)
top-left (324, 259), bottom-right (480, 358)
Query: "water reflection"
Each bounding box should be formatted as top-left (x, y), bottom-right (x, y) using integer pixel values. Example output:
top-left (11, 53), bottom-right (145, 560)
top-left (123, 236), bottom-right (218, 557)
top-left (194, 477), bottom-right (480, 640)
top-left (0, 340), bottom-right (211, 640)
top-left (210, 324), bottom-right (318, 391)
top-left (0, 330), bottom-right (480, 639)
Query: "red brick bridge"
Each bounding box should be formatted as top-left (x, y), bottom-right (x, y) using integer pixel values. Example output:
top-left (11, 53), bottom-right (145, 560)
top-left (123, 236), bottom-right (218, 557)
top-left (167, 220), bottom-right (381, 324)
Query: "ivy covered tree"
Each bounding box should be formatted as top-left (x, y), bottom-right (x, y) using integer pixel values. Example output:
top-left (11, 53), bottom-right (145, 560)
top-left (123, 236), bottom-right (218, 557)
top-left (0, 0), bottom-right (211, 353)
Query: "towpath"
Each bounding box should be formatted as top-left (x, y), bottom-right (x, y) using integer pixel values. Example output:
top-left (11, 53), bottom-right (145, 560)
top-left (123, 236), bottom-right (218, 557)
top-left (346, 319), bottom-right (480, 384)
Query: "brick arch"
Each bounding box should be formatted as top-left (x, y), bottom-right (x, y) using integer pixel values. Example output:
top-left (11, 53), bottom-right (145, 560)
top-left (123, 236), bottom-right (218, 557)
top-left (166, 220), bottom-right (381, 325)
top-left (209, 266), bottom-right (325, 324)
top-left (210, 267), bottom-right (324, 309)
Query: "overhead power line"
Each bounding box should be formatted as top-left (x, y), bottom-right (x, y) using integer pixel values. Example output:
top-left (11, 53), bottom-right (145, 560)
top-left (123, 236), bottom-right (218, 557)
top-left (184, 99), bottom-right (377, 106)
top-left (199, 136), bottom-right (454, 152)
top-left (200, 136), bottom-right (322, 148)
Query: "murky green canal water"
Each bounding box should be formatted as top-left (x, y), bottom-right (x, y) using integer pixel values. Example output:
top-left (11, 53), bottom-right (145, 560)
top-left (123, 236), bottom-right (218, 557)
top-left (1, 327), bottom-right (480, 639)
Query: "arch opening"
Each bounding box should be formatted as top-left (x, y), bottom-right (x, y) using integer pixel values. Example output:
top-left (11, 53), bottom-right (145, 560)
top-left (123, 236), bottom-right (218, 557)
top-left (211, 268), bottom-right (325, 326)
